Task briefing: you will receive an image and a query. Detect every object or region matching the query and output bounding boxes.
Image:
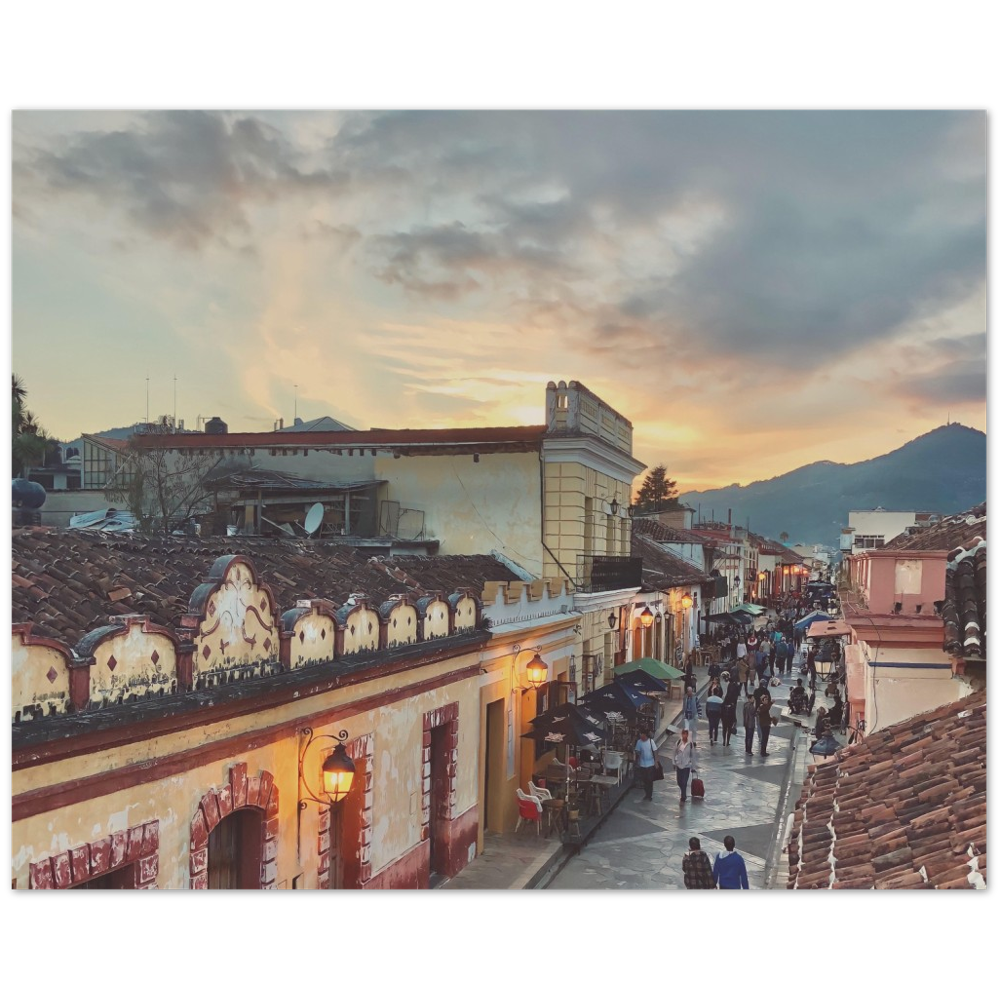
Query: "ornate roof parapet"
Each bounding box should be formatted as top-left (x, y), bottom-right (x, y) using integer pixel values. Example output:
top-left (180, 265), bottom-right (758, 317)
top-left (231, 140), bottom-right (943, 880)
top-left (482, 577), bottom-right (572, 626)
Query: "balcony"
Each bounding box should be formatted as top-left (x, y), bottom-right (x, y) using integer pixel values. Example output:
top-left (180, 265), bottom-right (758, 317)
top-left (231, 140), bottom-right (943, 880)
top-left (575, 555), bottom-right (643, 593)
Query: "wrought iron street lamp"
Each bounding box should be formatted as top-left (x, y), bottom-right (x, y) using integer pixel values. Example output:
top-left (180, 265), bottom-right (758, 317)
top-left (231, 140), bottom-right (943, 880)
top-left (639, 604), bottom-right (655, 627)
top-left (512, 643), bottom-right (549, 690)
top-left (298, 728), bottom-right (357, 809)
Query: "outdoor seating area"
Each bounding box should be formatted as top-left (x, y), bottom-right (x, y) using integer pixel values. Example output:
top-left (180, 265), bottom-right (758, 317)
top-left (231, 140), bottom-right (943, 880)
top-left (515, 658), bottom-right (683, 845)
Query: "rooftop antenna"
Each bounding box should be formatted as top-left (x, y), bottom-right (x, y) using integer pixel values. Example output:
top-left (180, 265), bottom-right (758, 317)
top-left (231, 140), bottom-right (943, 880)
top-left (294, 384), bottom-right (298, 422)
top-left (145, 373), bottom-right (150, 424)
top-left (173, 374), bottom-right (177, 427)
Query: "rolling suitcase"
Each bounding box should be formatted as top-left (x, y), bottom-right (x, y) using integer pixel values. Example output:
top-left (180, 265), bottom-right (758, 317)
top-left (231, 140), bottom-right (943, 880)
top-left (691, 777), bottom-right (705, 799)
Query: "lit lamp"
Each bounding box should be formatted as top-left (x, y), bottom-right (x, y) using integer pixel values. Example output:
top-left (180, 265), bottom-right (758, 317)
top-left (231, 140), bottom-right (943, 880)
top-left (298, 728), bottom-right (357, 810)
top-left (513, 643), bottom-right (549, 690)
top-left (639, 604), bottom-right (655, 627)
top-left (681, 593), bottom-right (694, 610)
top-left (525, 652), bottom-right (548, 689)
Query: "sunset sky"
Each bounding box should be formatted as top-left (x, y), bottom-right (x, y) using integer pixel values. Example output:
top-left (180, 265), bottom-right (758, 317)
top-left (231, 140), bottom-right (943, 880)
top-left (12, 110), bottom-right (986, 491)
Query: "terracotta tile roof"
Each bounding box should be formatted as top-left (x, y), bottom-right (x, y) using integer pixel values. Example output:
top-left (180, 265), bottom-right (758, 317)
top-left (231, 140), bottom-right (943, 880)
top-left (631, 533), bottom-right (713, 589)
top-left (787, 690), bottom-right (986, 889)
top-left (10, 527), bottom-right (523, 649)
top-left (632, 517), bottom-right (708, 546)
top-left (942, 538), bottom-right (986, 660)
top-left (882, 502), bottom-right (986, 551)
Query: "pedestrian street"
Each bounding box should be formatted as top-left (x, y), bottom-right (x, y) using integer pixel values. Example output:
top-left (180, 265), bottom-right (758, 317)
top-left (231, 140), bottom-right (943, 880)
top-left (544, 706), bottom-right (801, 890)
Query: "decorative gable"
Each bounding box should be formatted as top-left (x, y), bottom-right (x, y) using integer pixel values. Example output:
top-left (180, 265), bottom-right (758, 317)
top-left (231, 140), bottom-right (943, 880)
top-left (180, 555), bottom-right (280, 685)
top-left (281, 600), bottom-right (339, 668)
top-left (77, 616), bottom-right (179, 708)
top-left (11, 624), bottom-right (73, 723)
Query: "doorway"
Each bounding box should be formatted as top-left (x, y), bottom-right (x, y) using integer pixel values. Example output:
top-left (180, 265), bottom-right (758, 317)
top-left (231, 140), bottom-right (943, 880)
top-left (484, 698), bottom-right (505, 832)
top-left (207, 809), bottom-right (263, 889)
top-left (428, 724), bottom-right (450, 879)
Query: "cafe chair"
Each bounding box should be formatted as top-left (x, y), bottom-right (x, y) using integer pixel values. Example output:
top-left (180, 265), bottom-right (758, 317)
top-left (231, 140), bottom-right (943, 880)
top-left (528, 780), bottom-right (553, 803)
top-left (602, 749), bottom-right (624, 785)
top-left (515, 788), bottom-right (544, 835)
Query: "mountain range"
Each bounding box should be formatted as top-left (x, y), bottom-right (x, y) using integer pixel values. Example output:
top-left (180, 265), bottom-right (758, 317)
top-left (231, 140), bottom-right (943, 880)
top-left (677, 424), bottom-right (986, 547)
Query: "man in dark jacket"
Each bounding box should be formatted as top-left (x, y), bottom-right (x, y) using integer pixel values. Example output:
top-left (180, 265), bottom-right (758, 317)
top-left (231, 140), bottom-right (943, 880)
top-left (713, 835), bottom-right (749, 889)
top-left (756, 692), bottom-right (775, 756)
top-left (683, 837), bottom-right (716, 889)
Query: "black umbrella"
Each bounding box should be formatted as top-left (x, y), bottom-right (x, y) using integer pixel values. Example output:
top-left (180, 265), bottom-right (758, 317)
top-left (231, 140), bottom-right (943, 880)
top-left (617, 668), bottom-right (669, 693)
top-left (523, 712), bottom-right (607, 747)
top-left (529, 703), bottom-right (607, 730)
top-left (581, 680), bottom-right (651, 720)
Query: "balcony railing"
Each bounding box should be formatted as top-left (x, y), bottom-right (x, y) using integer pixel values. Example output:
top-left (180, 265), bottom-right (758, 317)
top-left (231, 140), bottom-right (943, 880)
top-left (575, 555), bottom-right (643, 593)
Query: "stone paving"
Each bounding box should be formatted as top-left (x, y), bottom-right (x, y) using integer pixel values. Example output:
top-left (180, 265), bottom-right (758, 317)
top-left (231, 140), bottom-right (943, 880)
top-left (546, 648), bottom-right (842, 891)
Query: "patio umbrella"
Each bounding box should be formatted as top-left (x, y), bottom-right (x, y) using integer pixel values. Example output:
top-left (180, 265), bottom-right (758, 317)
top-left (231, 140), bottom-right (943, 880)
top-left (529, 703), bottom-right (607, 730)
top-left (616, 668), bottom-right (668, 693)
top-left (733, 602), bottom-right (767, 617)
top-left (614, 656), bottom-right (684, 681)
top-left (523, 713), bottom-right (607, 747)
top-left (795, 610), bottom-right (833, 628)
top-left (580, 680), bottom-right (651, 719)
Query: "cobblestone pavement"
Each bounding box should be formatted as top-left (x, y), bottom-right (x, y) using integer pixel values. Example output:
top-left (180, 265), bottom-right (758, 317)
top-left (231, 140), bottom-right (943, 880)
top-left (546, 679), bottom-right (809, 890)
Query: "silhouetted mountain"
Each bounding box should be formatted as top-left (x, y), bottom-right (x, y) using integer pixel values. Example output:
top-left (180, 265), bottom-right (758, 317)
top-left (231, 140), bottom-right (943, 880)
top-left (678, 424), bottom-right (986, 546)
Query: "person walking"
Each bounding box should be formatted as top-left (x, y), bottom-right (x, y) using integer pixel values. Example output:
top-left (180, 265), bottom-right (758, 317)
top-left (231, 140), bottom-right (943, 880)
top-left (706, 684), bottom-right (724, 745)
top-left (759, 637), bottom-right (771, 678)
top-left (756, 691), bottom-right (775, 757)
top-left (683, 837), bottom-right (716, 889)
top-left (681, 685), bottom-right (702, 743)
top-left (634, 728), bottom-right (659, 801)
top-left (775, 637), bottom-right (789, 675)
top-left (806, 645), bottom-right (817, 691)
top-left (735, 637), bottom-right (747, 663)
top-left (768, 637), bottom-right (777, 674)
top-left (721, 696), bottom-right (738, 747)
top-left (713, 835), bottom-right (749, 889)
top-left (742, 695), bottom-right (757, 755)
top-left (673, 728), bottom-right (698, 804)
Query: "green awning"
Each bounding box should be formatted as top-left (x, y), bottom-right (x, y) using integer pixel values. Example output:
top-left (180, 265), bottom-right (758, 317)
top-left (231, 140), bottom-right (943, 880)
top-left (733, 603), bottom-right (767, 616)
top-left (615, 657), bottom-right (685, 681)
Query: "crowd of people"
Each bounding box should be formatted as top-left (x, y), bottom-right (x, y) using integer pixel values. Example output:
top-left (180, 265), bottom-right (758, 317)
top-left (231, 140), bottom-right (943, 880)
top-left (632, 595), bottom-right (848, 889)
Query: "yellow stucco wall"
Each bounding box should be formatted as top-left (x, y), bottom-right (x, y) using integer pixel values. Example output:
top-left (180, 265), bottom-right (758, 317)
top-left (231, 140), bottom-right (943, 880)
top-left (373, 451), bottom-right (543, 576)
top-left (11, 636), bottom-right (71, 721)
top-left (386, 605), bottom-right (418, 648)
top-left (288, 609), bottom-right (337, 667)
top-left (543, 462), bottom-right (633, 579)
top-left (424, 599), bottom-right (450, 640)
top-left (88, 626), bottom-right (178, 704)
top-left (12, 648), bottom-right (483, 889)
top-left (194, 560), bottom-right (277, 676)
top-left (341, 607), bottom-right (380, 656)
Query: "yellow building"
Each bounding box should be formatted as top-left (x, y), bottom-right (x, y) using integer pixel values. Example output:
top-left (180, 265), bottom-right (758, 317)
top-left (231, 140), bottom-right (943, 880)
top-left (11, 530), bottom-right (537, 889)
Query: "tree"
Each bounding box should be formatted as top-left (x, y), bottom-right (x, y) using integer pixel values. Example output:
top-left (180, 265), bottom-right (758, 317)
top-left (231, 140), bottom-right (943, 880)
top-left (103, 437), bottom-right (228, 533)
top-left (12, 373), bottom-right (54, 477)
top-left (634, 465), bottom-right (681, 512)
top-left (779, 532), bottom-right (790, 543)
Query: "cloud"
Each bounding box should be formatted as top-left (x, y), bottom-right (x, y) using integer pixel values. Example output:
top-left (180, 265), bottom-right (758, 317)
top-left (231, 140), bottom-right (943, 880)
top-left (15, 110), bottom-right (347, 249)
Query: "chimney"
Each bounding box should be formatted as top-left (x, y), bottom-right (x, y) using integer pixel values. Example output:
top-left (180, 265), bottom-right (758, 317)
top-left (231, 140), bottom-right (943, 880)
top-left (279, 418), bottom-right (284, 430)
top-left (728, 508), bottom-right (732, 525)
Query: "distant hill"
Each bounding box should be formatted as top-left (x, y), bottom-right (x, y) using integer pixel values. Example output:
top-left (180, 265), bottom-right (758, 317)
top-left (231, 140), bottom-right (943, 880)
top-left (678, 424), bottom-right (986, 547)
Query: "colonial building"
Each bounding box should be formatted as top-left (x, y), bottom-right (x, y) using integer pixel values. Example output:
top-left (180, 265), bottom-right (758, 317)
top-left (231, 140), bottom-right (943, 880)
top-left (840, 503), bottom-right (984, 735)
top-left (11, 528), bottom-right (551, 889)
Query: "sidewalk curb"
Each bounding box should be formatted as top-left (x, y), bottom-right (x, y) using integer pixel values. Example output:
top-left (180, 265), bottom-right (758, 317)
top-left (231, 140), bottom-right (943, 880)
top-left (762, 723), bottom-right (802, 889)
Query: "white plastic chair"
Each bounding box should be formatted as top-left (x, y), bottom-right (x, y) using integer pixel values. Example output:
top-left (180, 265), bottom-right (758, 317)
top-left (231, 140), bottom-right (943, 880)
top-left (602, 750), bottom-right (624, 784)
top-left (528, 780), bottom-right (553, 803)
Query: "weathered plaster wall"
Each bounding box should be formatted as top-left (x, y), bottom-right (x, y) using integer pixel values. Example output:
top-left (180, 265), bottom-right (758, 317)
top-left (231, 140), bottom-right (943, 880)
top-left (88, 625), bottom-right (178, 704)
top-left (192, 559), bottom-right (278, 677)
top-left (424, 599), bottom-right (450, 640)
top-left (288, 608), bottom-right (337, 666)
top-left (11, 634), bottom-right (71, 722)
top-left (373, 451), bottom-right (542, 574)
top-left (12, 650), bottom-right (484, 889)
top-left (341, 606), bottom-right (380, 656)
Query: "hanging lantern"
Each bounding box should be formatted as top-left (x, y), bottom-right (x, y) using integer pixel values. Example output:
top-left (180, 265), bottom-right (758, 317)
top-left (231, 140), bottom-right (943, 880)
top-left (639, 604), bottom-right (655, 627)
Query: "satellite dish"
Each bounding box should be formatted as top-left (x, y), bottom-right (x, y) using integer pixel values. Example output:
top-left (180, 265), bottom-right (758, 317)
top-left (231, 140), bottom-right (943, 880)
top-left (304, 502), bottom-right (325, 536)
